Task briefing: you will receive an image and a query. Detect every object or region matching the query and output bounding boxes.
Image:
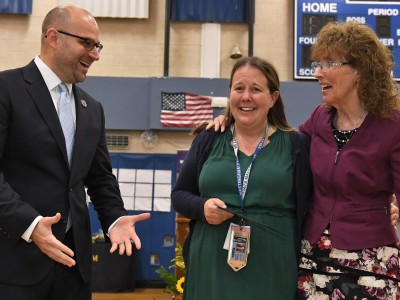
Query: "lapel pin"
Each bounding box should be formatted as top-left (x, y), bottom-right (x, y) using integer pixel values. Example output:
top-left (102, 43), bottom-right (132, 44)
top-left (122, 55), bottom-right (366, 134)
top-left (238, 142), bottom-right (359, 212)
top-left (80, 99), bottom-right (87, 107)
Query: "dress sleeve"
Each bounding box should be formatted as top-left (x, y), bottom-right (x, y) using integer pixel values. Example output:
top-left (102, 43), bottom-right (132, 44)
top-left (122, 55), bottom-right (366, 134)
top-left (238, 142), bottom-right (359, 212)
top-left (171, 130), bottom-right (215, 221)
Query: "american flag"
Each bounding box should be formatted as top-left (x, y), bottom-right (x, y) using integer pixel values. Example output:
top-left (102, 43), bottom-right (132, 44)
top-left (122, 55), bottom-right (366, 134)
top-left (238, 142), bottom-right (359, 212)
top-left (160, 92), bottom-right (213, 127)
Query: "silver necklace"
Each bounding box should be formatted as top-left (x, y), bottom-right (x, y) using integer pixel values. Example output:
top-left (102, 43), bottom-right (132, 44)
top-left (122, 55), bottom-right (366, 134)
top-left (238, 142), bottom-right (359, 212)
top-left (336, 110), bottom-right (367, 131)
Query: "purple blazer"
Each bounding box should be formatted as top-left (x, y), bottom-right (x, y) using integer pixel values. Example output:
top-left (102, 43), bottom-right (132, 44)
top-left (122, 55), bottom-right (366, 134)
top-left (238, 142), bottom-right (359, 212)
top-left (300, 104), bottom-right (400, 250)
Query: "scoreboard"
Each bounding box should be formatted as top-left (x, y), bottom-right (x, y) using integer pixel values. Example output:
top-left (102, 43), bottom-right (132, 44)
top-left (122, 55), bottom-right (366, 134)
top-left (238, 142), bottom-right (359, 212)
top-left (294, 0), bottom-right (400, 80)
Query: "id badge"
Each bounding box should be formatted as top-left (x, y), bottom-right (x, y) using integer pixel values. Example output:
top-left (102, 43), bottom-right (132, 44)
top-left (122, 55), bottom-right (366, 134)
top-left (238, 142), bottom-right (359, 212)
top-left (227, 224), bottom-right (251, 272)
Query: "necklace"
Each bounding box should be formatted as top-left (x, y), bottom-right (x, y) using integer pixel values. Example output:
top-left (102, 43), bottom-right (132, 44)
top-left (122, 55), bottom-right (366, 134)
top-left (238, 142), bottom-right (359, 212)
top-left (333, 110), bottom-right (367, 148)
top-left (332, 128), bottom-right (358, 145)
top-left (336, 110), bottom-right (367, 131)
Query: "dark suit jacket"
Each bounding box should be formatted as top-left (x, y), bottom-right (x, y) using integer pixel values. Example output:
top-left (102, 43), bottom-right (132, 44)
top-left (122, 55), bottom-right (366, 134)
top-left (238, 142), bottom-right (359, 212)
top-left (0, 60), bottom-right (127, 285)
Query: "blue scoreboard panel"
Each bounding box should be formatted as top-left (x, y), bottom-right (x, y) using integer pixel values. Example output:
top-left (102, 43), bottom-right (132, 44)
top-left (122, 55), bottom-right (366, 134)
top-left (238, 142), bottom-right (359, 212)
top-left (294, 0), bottom-right (400, 80)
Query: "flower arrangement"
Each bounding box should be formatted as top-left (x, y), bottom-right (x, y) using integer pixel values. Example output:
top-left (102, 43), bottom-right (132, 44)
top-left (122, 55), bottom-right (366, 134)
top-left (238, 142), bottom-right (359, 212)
top-left (155, 243), bottom-right (185, 298)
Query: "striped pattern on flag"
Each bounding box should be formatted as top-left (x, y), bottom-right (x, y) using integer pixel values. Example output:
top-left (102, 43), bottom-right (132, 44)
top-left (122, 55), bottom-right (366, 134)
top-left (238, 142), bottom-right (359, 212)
top-left (160, 92), bottom-right (213, 127)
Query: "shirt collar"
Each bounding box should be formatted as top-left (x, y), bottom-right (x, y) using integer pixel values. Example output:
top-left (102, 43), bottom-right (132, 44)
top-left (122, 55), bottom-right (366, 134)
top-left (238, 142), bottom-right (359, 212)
top-left (34, 55), bottom-right (72, 94)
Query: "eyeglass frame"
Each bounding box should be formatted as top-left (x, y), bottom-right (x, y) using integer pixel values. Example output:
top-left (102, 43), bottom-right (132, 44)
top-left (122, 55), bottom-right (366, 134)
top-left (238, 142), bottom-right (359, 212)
top-left (56, 29), bottom-right (103, 53)
top-left (311, 61), bottom-right (352, 73)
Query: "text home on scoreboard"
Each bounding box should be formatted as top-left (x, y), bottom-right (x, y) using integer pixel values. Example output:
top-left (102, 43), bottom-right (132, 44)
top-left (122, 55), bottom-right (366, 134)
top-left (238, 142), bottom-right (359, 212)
top-left (294, 0), bottom-right (400, 80)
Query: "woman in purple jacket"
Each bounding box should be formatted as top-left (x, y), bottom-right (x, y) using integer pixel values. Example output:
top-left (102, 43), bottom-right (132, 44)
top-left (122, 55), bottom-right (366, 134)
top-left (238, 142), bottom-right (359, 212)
top-left (296, 22), bottom-right (400, 299)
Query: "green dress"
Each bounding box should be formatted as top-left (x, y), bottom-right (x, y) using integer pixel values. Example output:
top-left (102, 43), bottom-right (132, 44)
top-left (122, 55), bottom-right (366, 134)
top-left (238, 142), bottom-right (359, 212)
top-left (183, 129), bottom-right (297, 300)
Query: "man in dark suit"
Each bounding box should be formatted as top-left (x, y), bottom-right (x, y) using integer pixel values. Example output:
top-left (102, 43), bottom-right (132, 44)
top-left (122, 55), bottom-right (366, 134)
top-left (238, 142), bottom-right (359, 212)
top-left (0, 5), bottom-right (150, 300)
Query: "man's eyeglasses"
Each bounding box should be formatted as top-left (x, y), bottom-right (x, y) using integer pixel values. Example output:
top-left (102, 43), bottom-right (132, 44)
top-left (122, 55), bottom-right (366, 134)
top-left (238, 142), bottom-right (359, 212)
top-left (57, 29), bottom-right (103, 53)
top-left (311, 61), bottom-right (351, 72)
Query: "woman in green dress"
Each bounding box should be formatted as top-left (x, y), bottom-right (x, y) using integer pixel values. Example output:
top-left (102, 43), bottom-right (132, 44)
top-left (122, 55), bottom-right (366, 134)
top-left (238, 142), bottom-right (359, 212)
top-left (171, 56), bottom-right (313, 299)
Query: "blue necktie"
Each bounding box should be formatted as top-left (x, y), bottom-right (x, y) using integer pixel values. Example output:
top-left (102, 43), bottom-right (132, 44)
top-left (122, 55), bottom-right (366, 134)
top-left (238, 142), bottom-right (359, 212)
top-left (58, 83), bottom-right (75, 167)
top-left (58, 83), bottom-right (75, 231)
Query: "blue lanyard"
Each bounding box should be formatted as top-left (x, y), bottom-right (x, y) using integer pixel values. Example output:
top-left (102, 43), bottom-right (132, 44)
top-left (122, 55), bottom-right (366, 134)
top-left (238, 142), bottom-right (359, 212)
top-left (231, 123), bottom-right (269, 209)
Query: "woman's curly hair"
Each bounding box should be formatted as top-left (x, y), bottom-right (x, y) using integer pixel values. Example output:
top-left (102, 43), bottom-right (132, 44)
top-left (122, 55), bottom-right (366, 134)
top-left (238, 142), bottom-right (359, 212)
top-left (312, 21), bottom-right (400, 118)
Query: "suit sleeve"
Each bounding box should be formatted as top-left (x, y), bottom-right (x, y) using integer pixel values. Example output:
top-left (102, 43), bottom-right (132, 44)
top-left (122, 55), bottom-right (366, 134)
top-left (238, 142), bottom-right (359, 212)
top-left (0, 72), bottom-right (40, 242)
top-left (82, 100), bottom-right (127, 235)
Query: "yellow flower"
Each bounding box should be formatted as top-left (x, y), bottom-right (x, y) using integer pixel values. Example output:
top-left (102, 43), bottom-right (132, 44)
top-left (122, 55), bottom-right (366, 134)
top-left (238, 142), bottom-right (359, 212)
top-left (176, 276), bottom-right (185, 294)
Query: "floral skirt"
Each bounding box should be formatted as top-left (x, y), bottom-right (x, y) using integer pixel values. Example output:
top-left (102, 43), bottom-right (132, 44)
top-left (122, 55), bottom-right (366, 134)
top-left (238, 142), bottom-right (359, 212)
top-left (296, 228), bottom-right (400, 300)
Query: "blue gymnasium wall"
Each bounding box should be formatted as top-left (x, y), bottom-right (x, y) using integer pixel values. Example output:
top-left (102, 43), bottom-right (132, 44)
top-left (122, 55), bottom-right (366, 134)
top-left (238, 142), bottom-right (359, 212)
top-left (81, 77), bottom-right (323, 282)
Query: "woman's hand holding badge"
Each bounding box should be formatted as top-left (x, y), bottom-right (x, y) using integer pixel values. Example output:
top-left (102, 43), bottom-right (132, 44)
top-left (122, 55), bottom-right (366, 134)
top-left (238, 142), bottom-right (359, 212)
top-left (204, 198), bottom-right (234, 225)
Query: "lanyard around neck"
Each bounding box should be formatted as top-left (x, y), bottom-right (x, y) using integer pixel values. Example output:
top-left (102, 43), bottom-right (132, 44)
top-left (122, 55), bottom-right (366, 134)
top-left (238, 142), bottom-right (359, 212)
top-left (231, 123), bottom-right (269, 209)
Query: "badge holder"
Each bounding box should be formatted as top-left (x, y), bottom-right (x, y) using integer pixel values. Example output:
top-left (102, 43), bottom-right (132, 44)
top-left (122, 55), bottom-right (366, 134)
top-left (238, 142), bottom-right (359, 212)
top-left (227, 223), bottom-right (251, 272)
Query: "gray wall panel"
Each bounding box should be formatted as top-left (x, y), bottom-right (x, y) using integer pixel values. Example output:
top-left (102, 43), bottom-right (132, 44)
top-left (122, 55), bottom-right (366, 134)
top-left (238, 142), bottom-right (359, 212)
top-left (78, 76), bottom-right (323, 130)
top-left (78, 77), bottom-right (151, 130)
top-left (281, 81), bottom-right (322, 128)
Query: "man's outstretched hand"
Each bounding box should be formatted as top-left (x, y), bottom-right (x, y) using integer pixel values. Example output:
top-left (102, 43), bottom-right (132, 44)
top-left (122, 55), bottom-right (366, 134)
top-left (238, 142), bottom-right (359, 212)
top-left (31, 213), bottom-right (76, 267)
top-left (109, 212), bottom-right (151, 256)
